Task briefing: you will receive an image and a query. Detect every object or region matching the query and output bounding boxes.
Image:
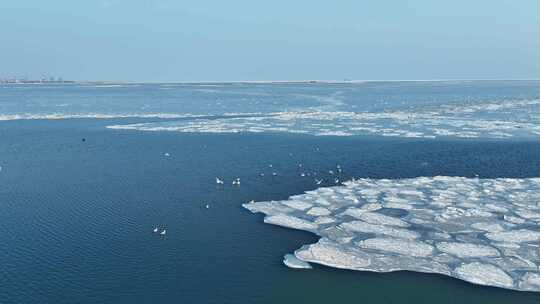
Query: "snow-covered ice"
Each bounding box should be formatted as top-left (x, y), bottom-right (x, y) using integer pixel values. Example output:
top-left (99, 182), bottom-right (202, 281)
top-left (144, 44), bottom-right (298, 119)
top-left (283, 254), bottom-right (312, 269)
top-left (243, 176), bottom-right (540, 291)
top-left (108, 97), bottom-right (540, 140)
top-left (436, 242), bottom-right (500, 258)
top-left (358, 238), bottom-right (434, 257)
top-left (455, 262), bottom-right (514, 288)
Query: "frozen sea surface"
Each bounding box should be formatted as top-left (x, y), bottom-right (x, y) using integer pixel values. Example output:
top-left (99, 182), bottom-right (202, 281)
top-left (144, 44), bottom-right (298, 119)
top-left (108, 98), bottom-right (540, 139)
top-left (2, 81), bottom-right (540, 139)
top-left (244, 176), bottom-right (540, 291)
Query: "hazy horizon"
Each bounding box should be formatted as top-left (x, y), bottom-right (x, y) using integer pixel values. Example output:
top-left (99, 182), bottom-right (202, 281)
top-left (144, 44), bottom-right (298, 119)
top-left (3, 78), bottom-right (540, 84)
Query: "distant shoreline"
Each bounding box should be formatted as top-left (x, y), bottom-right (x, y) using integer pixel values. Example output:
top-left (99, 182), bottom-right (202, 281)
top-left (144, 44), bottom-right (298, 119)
top-left (2, 79), bottom-right (540, 86)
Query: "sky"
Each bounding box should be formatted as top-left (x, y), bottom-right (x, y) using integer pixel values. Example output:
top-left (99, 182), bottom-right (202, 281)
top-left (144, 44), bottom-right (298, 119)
top-left (1, 0), bottom-right (539, 82)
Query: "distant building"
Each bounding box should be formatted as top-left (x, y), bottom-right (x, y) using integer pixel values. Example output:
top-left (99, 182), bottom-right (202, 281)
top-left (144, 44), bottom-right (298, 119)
top-left (0, 75), bottom-right (73, 84)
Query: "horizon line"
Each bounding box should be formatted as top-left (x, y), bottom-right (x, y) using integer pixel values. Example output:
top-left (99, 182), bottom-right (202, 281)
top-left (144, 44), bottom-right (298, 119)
top-left (4, 78), bottom-right (540, 85)
top-left (65, 78), bottom-right (540, 84)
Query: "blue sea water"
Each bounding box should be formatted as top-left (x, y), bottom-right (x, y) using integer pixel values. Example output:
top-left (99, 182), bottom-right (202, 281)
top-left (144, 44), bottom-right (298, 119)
top-left (1, 81), bottom-right (540, 303)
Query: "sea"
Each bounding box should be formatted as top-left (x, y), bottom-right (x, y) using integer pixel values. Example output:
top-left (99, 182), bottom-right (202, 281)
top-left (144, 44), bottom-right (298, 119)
top-left (1, 81), bottom-right (540, 303)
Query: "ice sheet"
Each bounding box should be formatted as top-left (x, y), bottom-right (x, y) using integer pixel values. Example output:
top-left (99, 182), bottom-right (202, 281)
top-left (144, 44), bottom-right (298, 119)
top-left (243, 176), bottom-right (540, 291)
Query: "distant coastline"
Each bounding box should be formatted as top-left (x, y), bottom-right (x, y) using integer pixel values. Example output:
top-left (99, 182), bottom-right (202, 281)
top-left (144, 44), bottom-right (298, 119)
top-left (0, 79), bottom-right (75, 84)
top-left (2, 79), bottom-right (540, 86)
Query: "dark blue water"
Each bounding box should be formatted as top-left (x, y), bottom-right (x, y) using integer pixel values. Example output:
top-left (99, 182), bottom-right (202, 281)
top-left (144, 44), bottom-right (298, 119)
top-left (2, 117), bottom-right (540, 303)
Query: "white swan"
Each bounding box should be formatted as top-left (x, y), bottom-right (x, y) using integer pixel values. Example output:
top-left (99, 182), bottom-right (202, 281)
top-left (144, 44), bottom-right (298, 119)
top-left (216, 177), bottom-right (224, 185)
top-left (153, 227), bottom-right (158, 233)
top-left (160, 229), bottom-right (167, 235)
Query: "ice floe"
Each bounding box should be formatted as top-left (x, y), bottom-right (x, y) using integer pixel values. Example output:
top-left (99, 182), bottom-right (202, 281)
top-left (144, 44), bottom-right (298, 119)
top-left (243, 176), bottom-right (540, 291)
top-left (436, 242), bottom-right (500, 258)
top-left (107, 97), bottom-right (540, 139)
top-left (455, 262), bottom-right (514, 288)
top-left (283, 254), bottom-right (312, 269)
top-left (486, 230), bottom-right (540, 243)
top-left (358, 238), bottom-right (434, 257)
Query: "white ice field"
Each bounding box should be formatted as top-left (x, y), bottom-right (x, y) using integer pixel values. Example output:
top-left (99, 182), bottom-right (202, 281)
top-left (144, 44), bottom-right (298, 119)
top-left (244, 177), bottom-right (540, 291)
top-left (108, 98), bottom-right (540, 139)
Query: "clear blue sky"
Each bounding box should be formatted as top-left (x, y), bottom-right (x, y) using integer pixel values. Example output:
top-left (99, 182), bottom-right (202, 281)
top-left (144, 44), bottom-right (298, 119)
top-left (1, 0), bottom-right (539, 81)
